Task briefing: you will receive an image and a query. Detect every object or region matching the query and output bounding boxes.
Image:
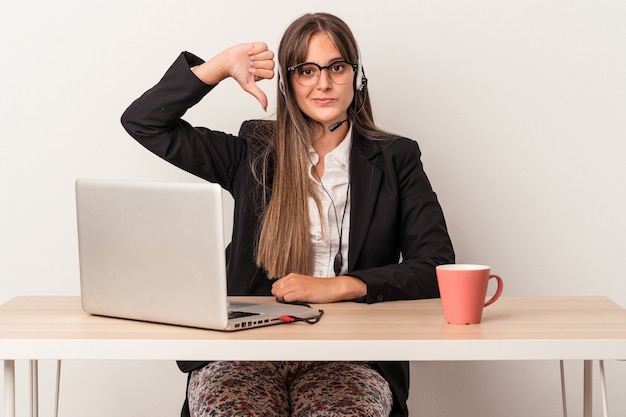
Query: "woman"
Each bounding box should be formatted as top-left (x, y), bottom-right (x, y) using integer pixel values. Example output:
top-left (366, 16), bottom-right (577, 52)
top-left (122, 12), bottom-right (454, 417)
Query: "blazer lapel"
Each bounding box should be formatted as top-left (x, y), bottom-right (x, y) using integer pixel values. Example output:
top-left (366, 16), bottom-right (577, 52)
top-left (348, 136), bottom-right (383, 271)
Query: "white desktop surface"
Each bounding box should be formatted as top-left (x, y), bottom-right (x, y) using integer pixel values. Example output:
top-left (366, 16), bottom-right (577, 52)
top-left (2, 296), bottom-right (626, 361)
top-left (3, 295), bottom-right (626, 417)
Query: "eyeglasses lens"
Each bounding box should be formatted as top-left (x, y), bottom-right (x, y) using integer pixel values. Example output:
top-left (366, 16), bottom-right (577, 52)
top-left (293, 61), bottom-right (354, 87)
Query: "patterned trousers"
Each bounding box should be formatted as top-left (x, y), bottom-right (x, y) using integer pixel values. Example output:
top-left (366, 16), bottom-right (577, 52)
top-left (188, 361), bottom-right (393, 417)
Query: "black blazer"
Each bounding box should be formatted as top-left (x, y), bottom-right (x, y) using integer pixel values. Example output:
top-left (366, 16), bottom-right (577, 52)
top-left (121, 51), bottom-right (455, 417)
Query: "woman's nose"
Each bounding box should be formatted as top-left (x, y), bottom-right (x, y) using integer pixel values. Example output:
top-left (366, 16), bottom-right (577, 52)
top-left (316, 68), bottom-right (332, 90)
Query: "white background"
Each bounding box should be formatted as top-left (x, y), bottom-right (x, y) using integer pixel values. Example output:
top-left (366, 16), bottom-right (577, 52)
top-left (1, 1), bottom-right (625, 416)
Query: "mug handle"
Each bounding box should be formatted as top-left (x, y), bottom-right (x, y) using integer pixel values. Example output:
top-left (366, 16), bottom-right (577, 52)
top-left (484, 274), bottom-right (504, 307)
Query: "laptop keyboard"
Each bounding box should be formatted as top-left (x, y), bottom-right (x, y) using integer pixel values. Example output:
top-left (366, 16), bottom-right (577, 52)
top-left (229, 310), bottom-right (260, 320)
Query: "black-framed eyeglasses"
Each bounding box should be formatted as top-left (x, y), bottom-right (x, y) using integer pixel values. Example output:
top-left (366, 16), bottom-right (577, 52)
top-left (287, 60), bottom-right (358, 87)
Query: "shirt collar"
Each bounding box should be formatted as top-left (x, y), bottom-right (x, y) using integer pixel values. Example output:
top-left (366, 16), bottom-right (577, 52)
top-left (307, 125), bottom-right (352, 168)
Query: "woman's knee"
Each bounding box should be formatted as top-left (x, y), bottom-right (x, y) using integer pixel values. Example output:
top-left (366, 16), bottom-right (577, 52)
top-left (290, 362), bottom-right (393, 417)
top-left (188, 361), bottom-right (290, 417)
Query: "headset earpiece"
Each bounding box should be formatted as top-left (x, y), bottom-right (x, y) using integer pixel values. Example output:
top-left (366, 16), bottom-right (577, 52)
top-left (354, 42), bottom-right (367, 92)
top-left (278, 66), bottom-right (286, 96)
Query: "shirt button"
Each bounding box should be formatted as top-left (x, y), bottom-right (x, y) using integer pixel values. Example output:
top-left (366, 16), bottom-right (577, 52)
top-left (376, 295), bottom-right (384, 302)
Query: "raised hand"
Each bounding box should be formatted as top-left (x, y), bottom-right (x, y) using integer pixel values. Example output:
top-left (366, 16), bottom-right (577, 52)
top-left (192, 42), bottom-right (275, 110)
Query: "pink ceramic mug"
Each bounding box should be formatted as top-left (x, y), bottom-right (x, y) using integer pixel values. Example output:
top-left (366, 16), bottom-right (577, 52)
top-left (436, 264), bottom-right (504, 324)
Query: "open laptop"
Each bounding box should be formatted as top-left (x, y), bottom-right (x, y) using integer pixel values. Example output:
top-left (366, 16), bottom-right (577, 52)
top-left (75, 178), bottom-right (322, 331)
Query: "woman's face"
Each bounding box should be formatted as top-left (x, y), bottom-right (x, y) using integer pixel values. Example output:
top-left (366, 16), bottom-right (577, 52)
top-left (291, 32), bottom-right (354, 131)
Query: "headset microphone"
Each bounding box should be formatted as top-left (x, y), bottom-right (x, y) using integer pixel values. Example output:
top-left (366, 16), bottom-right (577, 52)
top-left (328, 119), bottom-right (348, 132)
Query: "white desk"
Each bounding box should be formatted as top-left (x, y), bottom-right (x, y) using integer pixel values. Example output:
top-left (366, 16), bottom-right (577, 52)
top-left (2, 296), bottom-right (626, 416)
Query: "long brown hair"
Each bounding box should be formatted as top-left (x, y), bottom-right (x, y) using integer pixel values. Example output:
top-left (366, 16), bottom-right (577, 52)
top-left (254, 13), bottom-right (391, 279)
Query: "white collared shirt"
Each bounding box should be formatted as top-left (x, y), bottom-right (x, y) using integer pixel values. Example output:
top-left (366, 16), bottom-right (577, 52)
top-left (307, 129), bottom-right (351, 277)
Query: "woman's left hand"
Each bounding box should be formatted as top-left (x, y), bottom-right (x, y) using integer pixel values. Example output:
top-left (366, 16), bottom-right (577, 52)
top-left (271, 273), bottom-right (366, 304)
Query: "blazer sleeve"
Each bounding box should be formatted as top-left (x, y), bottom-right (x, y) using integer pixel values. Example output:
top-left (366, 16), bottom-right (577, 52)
top-left (120, 51), bottom-right (248, 192)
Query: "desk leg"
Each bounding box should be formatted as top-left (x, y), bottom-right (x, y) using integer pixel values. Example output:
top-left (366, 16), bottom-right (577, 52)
top-left (29, 360), bottom-right (39, 417)
top-left (4, 360), bottom-right (15, 417)
top-left (584, 360), bottom-right (593, 417)
top-left (53, 360), bottom-right (61, 417)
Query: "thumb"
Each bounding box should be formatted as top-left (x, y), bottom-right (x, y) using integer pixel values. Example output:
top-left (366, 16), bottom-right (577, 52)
top-left (243, 82), bottom-right (268, 111)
